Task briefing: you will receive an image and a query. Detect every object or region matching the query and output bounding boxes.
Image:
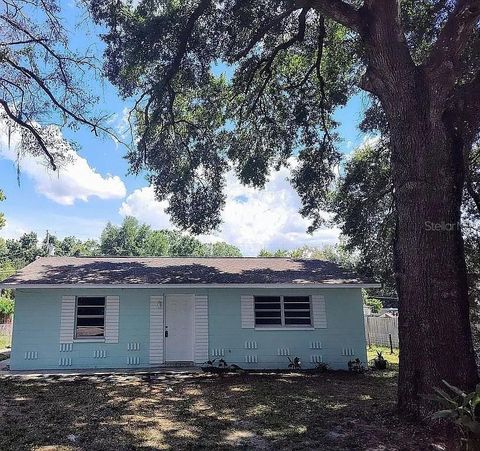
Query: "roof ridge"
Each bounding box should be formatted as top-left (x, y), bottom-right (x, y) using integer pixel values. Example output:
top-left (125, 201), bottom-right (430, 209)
top-left (43, 256), bottom-right (319, 260)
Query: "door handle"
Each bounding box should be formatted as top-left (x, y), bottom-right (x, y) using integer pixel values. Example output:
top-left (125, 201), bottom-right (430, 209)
top-left (165, 330), bottom-right (168, 338)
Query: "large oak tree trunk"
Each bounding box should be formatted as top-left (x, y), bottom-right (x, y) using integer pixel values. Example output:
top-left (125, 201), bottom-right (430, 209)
top-left (358, 1), bottom-right (479, 417)
top-left (379, 70), bottom-right (478, 416)
top-left (389, 102), bottom-right (478, 417)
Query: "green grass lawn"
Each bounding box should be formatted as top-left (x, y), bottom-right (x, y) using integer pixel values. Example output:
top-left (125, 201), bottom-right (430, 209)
top-left (0, 370), bottom-right (449, 450)
top-left (367, 346), bottom-right (399, 365)
top-left (0, 335), bottom-right (11, 350)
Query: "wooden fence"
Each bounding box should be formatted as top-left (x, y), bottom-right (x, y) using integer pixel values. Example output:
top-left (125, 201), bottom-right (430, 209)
top-left (0, 323), bottom-right (12, 349)
top-left (364, 316), bottom-right (399, 348)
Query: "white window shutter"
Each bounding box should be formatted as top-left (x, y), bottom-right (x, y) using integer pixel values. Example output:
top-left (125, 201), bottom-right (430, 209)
top-left (60, 295), bottom-right (75, 344)
top-left (241, 295), bottom-right (255, 328)
top-left (149, 295), bottom-right (164, 365)
top-left (312, 295), bottom-right (327, 328)
top-left (194, 295), bottom-right (209, 364)
top-left (105, 295), bottom-right (120, 343)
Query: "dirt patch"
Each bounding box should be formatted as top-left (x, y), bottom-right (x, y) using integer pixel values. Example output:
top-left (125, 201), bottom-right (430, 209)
top-left (0, 370), bottom-right (453, 450)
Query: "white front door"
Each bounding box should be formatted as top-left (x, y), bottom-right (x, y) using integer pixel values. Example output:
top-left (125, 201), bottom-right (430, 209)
top-left (165, 294), bottom-right (194, 362)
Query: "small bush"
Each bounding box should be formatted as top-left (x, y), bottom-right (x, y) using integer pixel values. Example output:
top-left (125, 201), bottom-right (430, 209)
top-left (314, 362), bottom-right (329, 372)
top-left (373, 351), bottom-right (388, 370)
top-left (365, 298), bottom-right (383, 314)
top-left (348, 358), bottom-right (366, 374)
top-left (0, 297), bottom-right (14, 316)
top-left (287, 357), bottom-right (301, 370)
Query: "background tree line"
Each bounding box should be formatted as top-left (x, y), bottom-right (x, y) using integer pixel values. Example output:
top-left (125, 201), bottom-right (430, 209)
top-left (0, 216), bottom-right (243, 283)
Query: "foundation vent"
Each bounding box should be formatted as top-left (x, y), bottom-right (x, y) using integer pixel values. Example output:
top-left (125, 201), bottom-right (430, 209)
top-left (310, 355), bottom-right (323, 363)
top-left (59, 357), bottom-right (72, 366)
top-left (128, 342), bottom-right (140, 351)
top-left (25, 351), bottom-right (38, 360)
top-left (244, 355), bottom-right (258, 363)
top-left (127, 356), bottom-right (140, 365)
top-left (244, 341), bottom-right (258, 349)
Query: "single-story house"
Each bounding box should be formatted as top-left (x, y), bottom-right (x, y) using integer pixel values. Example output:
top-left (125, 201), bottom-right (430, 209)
top-left (1, 256), bottom-right (379, 371)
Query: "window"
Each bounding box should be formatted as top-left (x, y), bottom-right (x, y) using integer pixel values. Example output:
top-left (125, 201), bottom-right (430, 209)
top-left (254, 296), bottom-right (282, 325)
top-left (283, 296), bottom-right (312, 325)
top-left (254, 295), bottom-right (312, 327)
top-left (75, 297), bottom-right (105, 338)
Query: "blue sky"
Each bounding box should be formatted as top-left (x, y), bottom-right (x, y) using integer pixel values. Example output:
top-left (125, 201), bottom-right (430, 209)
top-left (0, 3), bottom-right (368, 255)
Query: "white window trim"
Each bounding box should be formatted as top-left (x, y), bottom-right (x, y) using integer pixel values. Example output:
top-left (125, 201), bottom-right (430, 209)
top-left (254, 327), bottom-right (315, 331)
top-left (74, 295), bottom-right (106, 342)
top-left (254, 295), bottom-right (314, 329)
top-left (74, 338), bottom-right (106, 343)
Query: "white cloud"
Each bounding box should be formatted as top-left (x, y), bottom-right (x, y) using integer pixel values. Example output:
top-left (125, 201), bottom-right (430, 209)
top-left (1, 214), bottom-right (107, 241)
top-left (1, 217), bottom-right (30, 239)
top-left (107, 107), bottom-right (135, 145)
top-left (119, 187), bottom-right (172, 230)
top-left (119, 165), bottom-right (340, 256)
top-left (0, 122), bottom-right (127, 205)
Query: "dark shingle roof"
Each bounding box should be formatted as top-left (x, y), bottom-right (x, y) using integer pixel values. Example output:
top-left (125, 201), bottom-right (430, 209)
top-left (1, 256), bottom-right (377, 286)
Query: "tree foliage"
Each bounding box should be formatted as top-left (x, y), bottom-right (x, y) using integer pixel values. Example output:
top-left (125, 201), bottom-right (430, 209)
top-left (88, 0), bottom-right (359, 233)
top-left (333, 139), bottom-right (480, 295)
top-left (99, 216), bottom-right (242, 257)
top-left (44, 235), bottom-right (100, 257)
top-left (202, 241), bottom-right (242, 257)
top-left (0, 0), bottom-right (124, 169)
top-left (258, 243), bottom-right (358, 268)
top-left (0, 190), bottom-right (5, 230)
top-left (89, 0), bottom-right (480, 234)
top-left (332, 139), bottom-right (395, 292)
top-left (362, 291), bottom-right (383, 314)
top-left (100, 217), bottom-right (151, 256)
top-left (0, 296), bottom-right (14, 316)
top-left (3, 231), bottom-right (43, 268)
top-left (0, 259), bottom-right (14, 282)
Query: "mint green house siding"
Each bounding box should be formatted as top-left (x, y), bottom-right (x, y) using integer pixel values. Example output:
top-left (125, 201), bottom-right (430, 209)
top-left (208, 288), bottom-right (366, 369)
top-left (10, 287), bottom-right (366, 371)
top-left (12, 288), bottom-right (153, 371)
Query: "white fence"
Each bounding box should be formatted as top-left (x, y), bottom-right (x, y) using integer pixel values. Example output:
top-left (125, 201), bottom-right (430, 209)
top-left (364, 316), bottom-right (399, 348)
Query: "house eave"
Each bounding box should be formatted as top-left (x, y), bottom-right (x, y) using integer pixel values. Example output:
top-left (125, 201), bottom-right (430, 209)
top-left (0, 282), bottom-right (381, 289)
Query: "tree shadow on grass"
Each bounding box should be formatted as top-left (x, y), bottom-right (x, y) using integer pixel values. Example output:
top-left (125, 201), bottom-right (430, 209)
top-left (0, 371), bottom-right (448, 451)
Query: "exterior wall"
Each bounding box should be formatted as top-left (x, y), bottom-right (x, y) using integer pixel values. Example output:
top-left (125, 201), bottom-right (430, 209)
top-left (208, 288), bottom-right (366, 370)
top-left (10, 287), bottom-right (366, 371)
top-left (11, 288), bottom-right (152, 370)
